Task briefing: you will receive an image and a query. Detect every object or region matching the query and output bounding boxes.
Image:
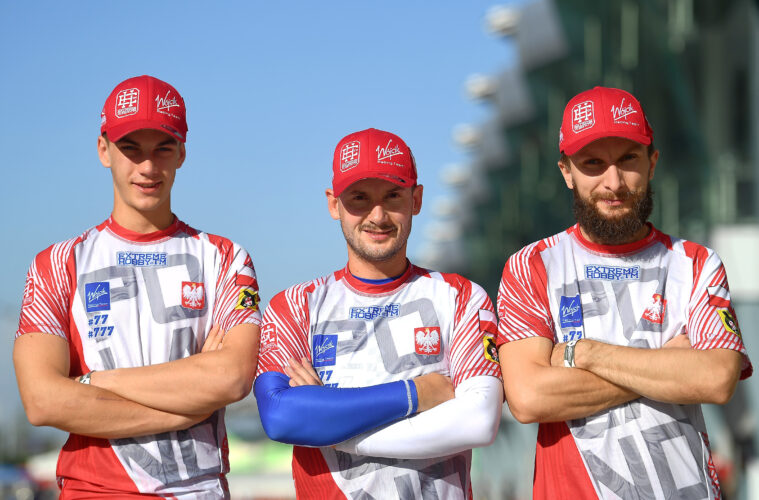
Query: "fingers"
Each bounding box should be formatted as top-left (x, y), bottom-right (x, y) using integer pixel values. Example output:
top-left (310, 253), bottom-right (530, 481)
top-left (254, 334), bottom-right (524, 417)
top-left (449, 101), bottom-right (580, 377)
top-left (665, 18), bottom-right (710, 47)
top-left (663, 333), bottom-right (692, 349)
top-left (285, 357), bottom-right (323, 387)
top-left (201, 324), bottom-right (224, 353)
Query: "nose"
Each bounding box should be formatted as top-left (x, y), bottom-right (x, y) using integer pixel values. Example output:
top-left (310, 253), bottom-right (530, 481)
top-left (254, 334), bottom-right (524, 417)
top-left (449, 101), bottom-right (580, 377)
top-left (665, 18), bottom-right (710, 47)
top-left (603, 164), bottom-right (625, 193)
top-left (366, 202), bottom-right (388, 225)
top-left (136, 157), bottom-right (158, 175)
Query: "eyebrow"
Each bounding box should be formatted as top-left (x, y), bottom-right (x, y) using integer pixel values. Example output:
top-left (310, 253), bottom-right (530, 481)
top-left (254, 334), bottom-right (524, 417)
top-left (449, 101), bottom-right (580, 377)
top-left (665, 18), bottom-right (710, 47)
top-left (346, 186), bottom-right (404, 196)
top-left (115, 138), bottom-right (178, 147)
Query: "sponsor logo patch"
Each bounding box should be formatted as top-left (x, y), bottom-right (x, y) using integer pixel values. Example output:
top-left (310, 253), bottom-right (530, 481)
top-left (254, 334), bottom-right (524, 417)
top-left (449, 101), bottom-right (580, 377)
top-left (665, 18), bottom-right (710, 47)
top-left (155, 90), bottom-right (180, 117)
top-left (340, 140), bottom-right (361, 172)
top-left (376, 139), bottom-right (404, 162)
top-left (22, 276), bottom-right (35, 307)
top-left (483, 336), bottom-right (499, 363)
top-left (350, 304), bottom-right (400, 319)
top-left (235, 289), bottom-right (260, 311)
top-left (414, 327), bottom-right (441, 355)
top-left (115, 88), bottom-right (139, 118)
top-left (313, 334), bottom-right (338, 367)
top-left (181, 281), bottom-right (205, 310)
top-left (559, 295), bottom-right (583, 328)
top-left (85, 282), bottom-right (111, 312)
top-left (642, 293), bottom-right (667, 324)
top-left (572, 100), bottom-right (595, 132)
top-left (116, 251), bottom-right (167, 266)
top-left (585, 264), bottom-right (640, 281)
top-left (611, 98), bottom-right (639, 125)
top-left (718, 309), bottom-right (742, 338)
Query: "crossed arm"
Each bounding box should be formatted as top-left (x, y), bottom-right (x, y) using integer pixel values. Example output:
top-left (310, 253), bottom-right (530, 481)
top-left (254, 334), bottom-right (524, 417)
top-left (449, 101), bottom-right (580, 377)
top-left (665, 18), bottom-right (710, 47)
top-left (256, 357), bottom-right (502, 458)
top-left (499, 334), bottom-right (742, 424)
top-left (14, 323), bottom-right (260, 438)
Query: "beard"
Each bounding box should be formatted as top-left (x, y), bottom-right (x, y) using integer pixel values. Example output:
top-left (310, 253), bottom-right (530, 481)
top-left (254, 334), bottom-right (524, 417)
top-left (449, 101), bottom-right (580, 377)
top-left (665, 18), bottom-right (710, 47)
top-left (573, 184), bottom-right (654, 245)
top-left (341, 220), bottom-right (412, 263)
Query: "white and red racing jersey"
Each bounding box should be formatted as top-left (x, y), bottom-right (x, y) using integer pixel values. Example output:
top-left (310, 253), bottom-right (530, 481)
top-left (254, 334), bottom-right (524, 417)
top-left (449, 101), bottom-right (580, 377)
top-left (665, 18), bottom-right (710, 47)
top-left (17, 216), bottom-right (262, 499)
top-left (257, 263), bottom-right (501, 499)
top-left (497, 224), bottom-right (752, 500)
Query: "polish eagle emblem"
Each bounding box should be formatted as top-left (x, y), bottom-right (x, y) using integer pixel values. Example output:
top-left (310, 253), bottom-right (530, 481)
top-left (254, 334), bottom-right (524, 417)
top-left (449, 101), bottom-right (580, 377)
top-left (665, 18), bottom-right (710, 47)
top-left (181, 281), bottom-right (205, 309)
top-left (414, 327), bottom-right (441, 355)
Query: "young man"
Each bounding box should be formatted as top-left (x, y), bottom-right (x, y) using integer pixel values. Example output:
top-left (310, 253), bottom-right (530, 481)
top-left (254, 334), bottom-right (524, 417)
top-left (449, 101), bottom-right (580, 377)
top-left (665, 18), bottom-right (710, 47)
top-left (254, 128), bottom-right (503, 499)
top-left (497, 86), bottom-right (752, 499)
top-left (14, 75), bottom-right (262, 499)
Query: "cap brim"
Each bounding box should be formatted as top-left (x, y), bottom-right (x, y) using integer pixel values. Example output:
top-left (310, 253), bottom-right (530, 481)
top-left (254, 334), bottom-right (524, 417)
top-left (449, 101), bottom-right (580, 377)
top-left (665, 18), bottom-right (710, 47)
top-left (103, 120), bottom-right (186, 143)
top-left (562, 131), bottom-right (652, 156)
top-left (333, 172), bottom-right (416, 196)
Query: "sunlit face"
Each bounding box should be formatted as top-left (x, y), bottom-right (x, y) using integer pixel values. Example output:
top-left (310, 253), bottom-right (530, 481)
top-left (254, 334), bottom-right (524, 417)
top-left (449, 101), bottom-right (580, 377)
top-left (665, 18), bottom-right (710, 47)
top-left (559, 137), bottom-right (658, 245)
top-left (97, 129), bottom-right (185, 224)
top-left (327, 178), bottom-right (423, 265)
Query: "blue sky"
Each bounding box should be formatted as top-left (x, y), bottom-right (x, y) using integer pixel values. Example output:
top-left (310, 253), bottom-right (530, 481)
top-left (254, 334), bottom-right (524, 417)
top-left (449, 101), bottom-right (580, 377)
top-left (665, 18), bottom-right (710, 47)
top-left (0, 1), bottom-right (516, 423)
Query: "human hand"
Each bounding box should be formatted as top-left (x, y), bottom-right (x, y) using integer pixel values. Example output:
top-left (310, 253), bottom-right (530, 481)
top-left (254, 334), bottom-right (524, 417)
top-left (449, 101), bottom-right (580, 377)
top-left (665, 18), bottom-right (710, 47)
top-left (663, 333), bottom-right (692, 349)
top-left (413, 372), bottom-right (454, 412)
top-left (201, 324), bottom-right (224, 352)
top-left (285, 357), bottom-right (324, 387)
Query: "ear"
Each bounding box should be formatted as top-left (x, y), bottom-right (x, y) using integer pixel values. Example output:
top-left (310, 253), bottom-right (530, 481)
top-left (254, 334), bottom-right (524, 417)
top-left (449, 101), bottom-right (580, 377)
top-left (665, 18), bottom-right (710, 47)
top-left (411, 184), bottom-right (423, 215)
top-left (558, 158), bottom-right (574, 190)
top-left (326, 189), bottom-right (340, 221)
top-left (176, 143), bottom-right (186, 169)
top-left (97, 136), bottom-right (112, 168)
top-left (647, 149), bottom-right (659, 181)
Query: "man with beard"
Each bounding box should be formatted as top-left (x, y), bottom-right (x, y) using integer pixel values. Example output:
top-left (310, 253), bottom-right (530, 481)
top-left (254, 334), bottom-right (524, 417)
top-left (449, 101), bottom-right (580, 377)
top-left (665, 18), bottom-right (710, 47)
top-left (254, 128), bottom-right (503, 499)
top-left (497, 87), bottom-right (752, 500)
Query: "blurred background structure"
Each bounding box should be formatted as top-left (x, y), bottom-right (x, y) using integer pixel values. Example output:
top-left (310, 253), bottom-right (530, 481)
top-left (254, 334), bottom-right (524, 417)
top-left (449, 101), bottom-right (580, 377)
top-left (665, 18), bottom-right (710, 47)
top-left (2, 0), bottom-right (759, 499)
top-left (417, 0), bottom-right (759, 498)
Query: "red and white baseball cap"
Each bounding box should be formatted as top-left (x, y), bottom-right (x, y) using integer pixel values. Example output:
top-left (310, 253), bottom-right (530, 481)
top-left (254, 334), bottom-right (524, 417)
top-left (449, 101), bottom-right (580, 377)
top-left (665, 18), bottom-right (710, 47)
top-left (100, 75), bottom-right (188, 143)
top-left (559, 86), bottom-right (653, 156)
top-left (332, 128), bottom-right (418, 196)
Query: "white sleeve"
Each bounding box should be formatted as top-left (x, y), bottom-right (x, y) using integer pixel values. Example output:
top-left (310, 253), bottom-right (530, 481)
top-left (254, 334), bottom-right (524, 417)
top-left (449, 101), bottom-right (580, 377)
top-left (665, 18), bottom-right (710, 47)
top-left (334, 375), bottom-right (503, 459)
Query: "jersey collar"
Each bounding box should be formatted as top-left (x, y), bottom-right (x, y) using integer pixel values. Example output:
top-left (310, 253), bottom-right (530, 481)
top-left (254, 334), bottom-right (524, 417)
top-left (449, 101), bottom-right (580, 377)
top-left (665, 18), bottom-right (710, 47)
top-left (570, 222), bottom-right (663, 255)
top-left (103, 215), bottom-right (182, 243)
top-left (339, 261), bottom-right (414, 294)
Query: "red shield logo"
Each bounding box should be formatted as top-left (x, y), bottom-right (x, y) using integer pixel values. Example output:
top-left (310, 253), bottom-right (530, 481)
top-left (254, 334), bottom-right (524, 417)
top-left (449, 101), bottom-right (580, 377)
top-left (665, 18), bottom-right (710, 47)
top-left (642, 293), bottom-right (666, 324)
top-left (414, 327), bottom-right (441, 355)
top-left (181, 281), bottom-right (205, 310)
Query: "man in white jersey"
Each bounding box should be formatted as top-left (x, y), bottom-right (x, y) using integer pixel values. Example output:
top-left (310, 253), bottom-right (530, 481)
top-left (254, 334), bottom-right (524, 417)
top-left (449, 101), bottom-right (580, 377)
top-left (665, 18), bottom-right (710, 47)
top-left (497, 86), bottom-right (752, 499)
top-left (254, 128), bottom-right (504, 499)
top-left (14, 75), bottom-right (262, 499)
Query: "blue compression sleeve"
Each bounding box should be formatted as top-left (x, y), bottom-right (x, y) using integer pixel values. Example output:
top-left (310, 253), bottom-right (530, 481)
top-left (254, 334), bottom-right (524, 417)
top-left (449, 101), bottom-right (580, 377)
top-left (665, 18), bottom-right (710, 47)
top-left (254, 371), bottom-right (418, 446)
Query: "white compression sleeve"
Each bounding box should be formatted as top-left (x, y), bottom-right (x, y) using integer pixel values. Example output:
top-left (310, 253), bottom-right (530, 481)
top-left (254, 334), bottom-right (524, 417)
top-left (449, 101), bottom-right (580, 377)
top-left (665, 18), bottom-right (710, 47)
top-left (334, 375), bottom-right (503, 459)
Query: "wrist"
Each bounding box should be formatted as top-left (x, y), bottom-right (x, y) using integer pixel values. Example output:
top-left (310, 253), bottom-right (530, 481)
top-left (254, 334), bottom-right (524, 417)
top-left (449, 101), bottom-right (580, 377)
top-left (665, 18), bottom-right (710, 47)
top-left (563, 340), bottom-right (579, 367)
top-left (573, 338), bottom-right (593, 370)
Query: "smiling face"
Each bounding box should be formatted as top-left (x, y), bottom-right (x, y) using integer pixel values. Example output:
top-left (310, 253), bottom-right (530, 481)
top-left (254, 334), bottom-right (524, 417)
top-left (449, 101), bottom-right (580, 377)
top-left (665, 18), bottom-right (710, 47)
top-left (559, 137), bottom-right (658, 245)
top-left (97, 128), bottom-right (186, 232)
top-left (326, 178), bottom-right (423, 278)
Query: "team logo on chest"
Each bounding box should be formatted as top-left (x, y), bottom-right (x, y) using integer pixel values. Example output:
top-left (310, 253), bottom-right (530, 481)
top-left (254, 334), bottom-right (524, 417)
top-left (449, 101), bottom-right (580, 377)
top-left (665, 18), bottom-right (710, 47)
top-left (559, 295), bottom-right (583, 328)
top-left (85, 282), bottom-right (111, 312)
top-left (313, 334), bottom-right (338, 367)
top-left (181, 281), bottom-right (205, 310)
top-left (414, 327), bottom-right (441, 355)
top-left (642, 293), bottom-right (667, 324)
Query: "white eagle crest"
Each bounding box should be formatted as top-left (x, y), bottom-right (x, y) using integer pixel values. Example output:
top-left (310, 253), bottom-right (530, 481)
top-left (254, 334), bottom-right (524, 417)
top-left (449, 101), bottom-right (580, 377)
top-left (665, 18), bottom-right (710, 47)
top-left (182, 283), bottom-right (204, 308)
top-left (415, 328), bottom-right (440, 354)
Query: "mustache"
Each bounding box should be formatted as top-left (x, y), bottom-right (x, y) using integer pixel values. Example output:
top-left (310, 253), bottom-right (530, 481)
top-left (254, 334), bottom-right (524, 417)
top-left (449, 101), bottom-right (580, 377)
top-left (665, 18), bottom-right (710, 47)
top-left (359, 223), bottom-right (396, 232)
top-left (589, 190), bottom-right (640, 202)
